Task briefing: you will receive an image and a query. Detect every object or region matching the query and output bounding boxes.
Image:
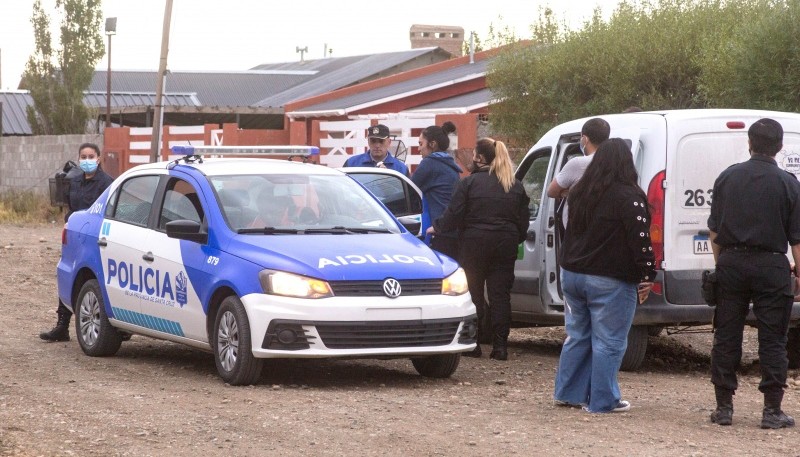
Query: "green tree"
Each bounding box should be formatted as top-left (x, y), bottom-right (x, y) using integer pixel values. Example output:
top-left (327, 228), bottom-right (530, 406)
top-left (22, 0), bottom-right (105, 134)
top-left (487, 0), bottom-right (774, 145)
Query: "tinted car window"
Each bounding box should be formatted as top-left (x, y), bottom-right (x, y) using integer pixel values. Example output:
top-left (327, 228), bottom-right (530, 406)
top-left (348, 173), bottom-right (422, 217)
top-left (158, 178), bottom-right (204, 229)
top-left (111, 175), bottom-right (160, 226)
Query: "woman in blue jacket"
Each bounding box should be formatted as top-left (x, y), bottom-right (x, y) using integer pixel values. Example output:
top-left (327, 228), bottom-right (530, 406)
top-left (412, 121), bottom-right (462, 260)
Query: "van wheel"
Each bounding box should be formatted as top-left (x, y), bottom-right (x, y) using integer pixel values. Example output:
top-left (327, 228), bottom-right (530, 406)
top-left (412, 354), bottom-right (461, 378)
top-left (620, 325), bottom-right (648, 372)
top-left (213, 296), bottom-right (264, 386)
top-left (787, 327), bottom-right (800, 370)
top-left (75, 279), bottom-right (123, 357)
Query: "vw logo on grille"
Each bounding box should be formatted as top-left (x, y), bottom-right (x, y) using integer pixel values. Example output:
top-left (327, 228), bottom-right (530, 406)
top-left (383, 278), bottom-right (402, 298)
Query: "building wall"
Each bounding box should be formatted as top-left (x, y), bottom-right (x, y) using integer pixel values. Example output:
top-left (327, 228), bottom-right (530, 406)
top-left (0, 134), bottom-right (101, 194)
top-left (410, 25), bottom-right (465, 57)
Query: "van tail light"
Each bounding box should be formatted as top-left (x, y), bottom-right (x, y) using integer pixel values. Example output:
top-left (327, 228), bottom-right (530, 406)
top-left (647, 170), bottom-right (666, 270)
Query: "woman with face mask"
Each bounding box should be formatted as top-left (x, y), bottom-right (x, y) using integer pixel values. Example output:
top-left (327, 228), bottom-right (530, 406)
top-left (40, 143), bottom-right (114, 342)
top-left (427, 138), bottom-right (530, 359)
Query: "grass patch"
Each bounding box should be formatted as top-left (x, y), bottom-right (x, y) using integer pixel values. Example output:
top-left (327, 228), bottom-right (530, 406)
top-left (0, 190), bottom-right (62, 223)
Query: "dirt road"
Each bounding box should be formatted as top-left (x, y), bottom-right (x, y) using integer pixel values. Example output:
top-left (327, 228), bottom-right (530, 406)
top-left (1, 223), bottom-right (798, 456)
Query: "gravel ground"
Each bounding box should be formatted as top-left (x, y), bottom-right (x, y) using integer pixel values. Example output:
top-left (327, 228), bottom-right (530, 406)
top-left (1, 223), bottom-right (798, 457)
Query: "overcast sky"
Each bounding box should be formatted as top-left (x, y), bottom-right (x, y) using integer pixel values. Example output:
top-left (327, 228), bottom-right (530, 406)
top-left (0, 0), bottom-right (621, 90)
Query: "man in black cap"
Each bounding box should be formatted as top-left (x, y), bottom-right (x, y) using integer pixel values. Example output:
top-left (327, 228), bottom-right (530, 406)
top-left (708, 117), bottom-right (800, 429)
top-left (343, 123), bottom-right (409, 176)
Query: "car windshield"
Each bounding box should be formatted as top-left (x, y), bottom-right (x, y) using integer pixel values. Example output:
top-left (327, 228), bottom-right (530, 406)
top-left (209, 173), bottom-right (401, 234)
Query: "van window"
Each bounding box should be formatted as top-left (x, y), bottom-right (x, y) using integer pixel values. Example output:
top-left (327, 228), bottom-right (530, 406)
top-left (518, 148), bottom-right (552, 219)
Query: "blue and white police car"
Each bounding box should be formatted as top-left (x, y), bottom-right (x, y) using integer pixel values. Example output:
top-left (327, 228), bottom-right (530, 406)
top-left (57, 147), bottom-right (476, 385)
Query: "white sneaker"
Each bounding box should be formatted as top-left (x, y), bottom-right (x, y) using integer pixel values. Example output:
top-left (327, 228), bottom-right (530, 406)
top-left (582, 400), bottom-right (631, 413)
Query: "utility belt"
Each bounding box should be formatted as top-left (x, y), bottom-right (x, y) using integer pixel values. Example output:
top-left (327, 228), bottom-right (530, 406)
top-left (724, 244), bottom-right (782, 254)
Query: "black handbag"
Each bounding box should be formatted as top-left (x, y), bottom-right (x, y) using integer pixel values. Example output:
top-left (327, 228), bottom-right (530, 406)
top-left (701, 269), bottom-right (719, 306)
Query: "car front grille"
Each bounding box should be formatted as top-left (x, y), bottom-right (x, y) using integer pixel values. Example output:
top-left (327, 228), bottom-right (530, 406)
top-left (316, 318), bottom-right (462, 349)
top-left (329, 279), bottom-right (442, 297)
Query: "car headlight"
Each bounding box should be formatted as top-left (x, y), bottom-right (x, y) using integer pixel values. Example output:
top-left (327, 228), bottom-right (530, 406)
top-left (259, 271), bottom-right (333, 299)
top-left (442, 268), bottom-right (469, 296)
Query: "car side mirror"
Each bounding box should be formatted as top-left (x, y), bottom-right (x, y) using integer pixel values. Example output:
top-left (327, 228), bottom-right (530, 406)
top-left (166, 219), bottom-right (208, 244)
top-left (396, 215), bottom-right (421, 236)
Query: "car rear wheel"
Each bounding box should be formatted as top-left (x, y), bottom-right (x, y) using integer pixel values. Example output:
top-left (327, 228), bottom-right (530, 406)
top-left (411, 353), bottom-right (461, 378)
top-left (213, 296), bottom-right (263, 386)
top-left (75, 279), bottom-right (123, 357)
top-left (620, 325), bottom-right (648, 372)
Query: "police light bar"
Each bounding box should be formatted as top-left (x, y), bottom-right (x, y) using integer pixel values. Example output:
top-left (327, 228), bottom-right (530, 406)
top-left (170, 145), bottom-right (320, 157)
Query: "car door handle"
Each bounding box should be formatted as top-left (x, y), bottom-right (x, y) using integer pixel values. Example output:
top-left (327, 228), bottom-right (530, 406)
top-left (142, 252), bottom-right (154, 262)
top-left (527, 230), bottom-right (536, 242)
top-left (97, 237), bottom-right (107, 247)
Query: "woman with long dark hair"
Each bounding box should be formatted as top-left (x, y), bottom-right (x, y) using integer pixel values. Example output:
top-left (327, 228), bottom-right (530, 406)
top-left (429, 138), bottom-right (530, 359)
top-left (554, 138), bottom-right (656, 413)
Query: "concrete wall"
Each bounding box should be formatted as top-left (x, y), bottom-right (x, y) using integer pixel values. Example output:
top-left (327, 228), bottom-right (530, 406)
top-left (0, 134), bottom-right (102, 194)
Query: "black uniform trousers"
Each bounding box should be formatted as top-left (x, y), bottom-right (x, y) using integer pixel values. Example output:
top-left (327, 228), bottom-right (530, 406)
top-left (458, 234), bottom-right (518, 339)
top-left (712, 249), bottom-right (793, 393)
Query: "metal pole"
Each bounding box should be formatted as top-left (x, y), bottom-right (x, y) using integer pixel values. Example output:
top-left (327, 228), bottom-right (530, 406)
top-left (105, 33), bottom-right (112, 128)
top-left (150, 0), bottom-right (173, 163)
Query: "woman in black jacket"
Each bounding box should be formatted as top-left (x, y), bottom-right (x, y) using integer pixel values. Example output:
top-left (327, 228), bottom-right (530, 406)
top-left (40, 143), bottom-right (114, 342)
top-left (553, 138), bottom-right (655, 413)
top-left (428, 138), bottom-right (530, 360)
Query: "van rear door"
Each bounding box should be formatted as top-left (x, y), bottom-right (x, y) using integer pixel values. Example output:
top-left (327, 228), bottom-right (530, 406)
top-left (663, 112), bottom-right (800, 305)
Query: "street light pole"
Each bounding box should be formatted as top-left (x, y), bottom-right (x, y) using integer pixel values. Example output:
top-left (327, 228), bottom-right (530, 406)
top-left (104, 17), bottom-right (117, 129)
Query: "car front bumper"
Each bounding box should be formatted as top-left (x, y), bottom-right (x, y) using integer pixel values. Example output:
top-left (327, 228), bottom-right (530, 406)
top-left (240, 293), bottom-right (477, 358)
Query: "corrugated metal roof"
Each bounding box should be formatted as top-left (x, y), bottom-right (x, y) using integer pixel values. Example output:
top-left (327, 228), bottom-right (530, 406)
top-left (290, 58), bottom-right (490, 114)
top-left (89, 70), bottom-right (313, 107)
top-left (252, 48), bottom-right (452, 108)
top-left (0, 91), bottom-right (203, 135)
top-left (403, 88), bottom-right (492, 112)
top-left (0, 91), bottom-right (33, 135)
top-left (82, 92), bottom-right (202, 108)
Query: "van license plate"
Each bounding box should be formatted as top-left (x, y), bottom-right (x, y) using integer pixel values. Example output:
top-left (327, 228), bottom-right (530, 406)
top-left (693, 235), bottom-right (712, 255)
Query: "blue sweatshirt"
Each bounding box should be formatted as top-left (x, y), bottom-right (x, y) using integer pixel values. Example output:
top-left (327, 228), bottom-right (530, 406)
top-left (411, 152), bottom-right (462, 242)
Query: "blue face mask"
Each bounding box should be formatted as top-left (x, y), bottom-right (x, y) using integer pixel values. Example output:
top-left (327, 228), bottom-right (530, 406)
top-left (79, 159), bottom-right (98, 174)
top-left (579, 137), bottom-right (586, 155)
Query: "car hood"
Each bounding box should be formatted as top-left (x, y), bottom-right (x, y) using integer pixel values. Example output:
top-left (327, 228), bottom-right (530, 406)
top-left (224, 233), bottom-right (457, 280)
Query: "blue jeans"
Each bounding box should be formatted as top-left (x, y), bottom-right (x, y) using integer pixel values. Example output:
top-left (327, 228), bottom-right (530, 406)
top-left (554, 269), bottom-right (637, 412)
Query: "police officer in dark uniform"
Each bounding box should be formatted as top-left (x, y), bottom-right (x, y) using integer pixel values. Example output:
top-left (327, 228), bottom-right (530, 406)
top-left (40, 143), bottom-right (114, 342)
top-left (708, 118), bottom-right (800, 429)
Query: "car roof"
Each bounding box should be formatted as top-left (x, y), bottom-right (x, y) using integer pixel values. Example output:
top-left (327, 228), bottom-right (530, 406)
top-left (125, 158), bottom-right (344, 178)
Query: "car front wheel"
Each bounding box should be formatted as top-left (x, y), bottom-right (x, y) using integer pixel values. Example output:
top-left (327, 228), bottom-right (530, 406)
top-left (213, 296), bottom-right (263, 386)
top-left (75, 279), bottom-right (122, 357)
top-left (412, 353), bottom-right (461, 378)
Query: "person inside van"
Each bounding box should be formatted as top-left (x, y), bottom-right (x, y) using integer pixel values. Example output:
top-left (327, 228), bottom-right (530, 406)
top-left (553, 138), bottom-right (655, 413)
top-left (428, 138), bottom-right (530, 360)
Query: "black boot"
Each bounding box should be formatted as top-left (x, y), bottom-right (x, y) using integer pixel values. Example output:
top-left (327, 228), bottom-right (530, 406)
top-left (710, 386), bottom-right (733, 426)
top-left (489, 333), bottom-right (508, 361)
top-left (761, 390), bottom-right (795, 429)
top-left (464, 325), bottom-right (482, 358)
top-left (39, 309), bottom-right (71, 342)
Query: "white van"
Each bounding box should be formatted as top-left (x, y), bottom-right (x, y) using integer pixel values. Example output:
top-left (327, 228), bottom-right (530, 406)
top-left (511, 109), bottom-right (800, 370)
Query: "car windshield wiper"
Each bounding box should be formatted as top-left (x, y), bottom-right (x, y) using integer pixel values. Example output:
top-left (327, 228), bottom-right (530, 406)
top-left (303, 226), bottom-right (392, 234)
top-left (237, 227), bottom-right (302, 235)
